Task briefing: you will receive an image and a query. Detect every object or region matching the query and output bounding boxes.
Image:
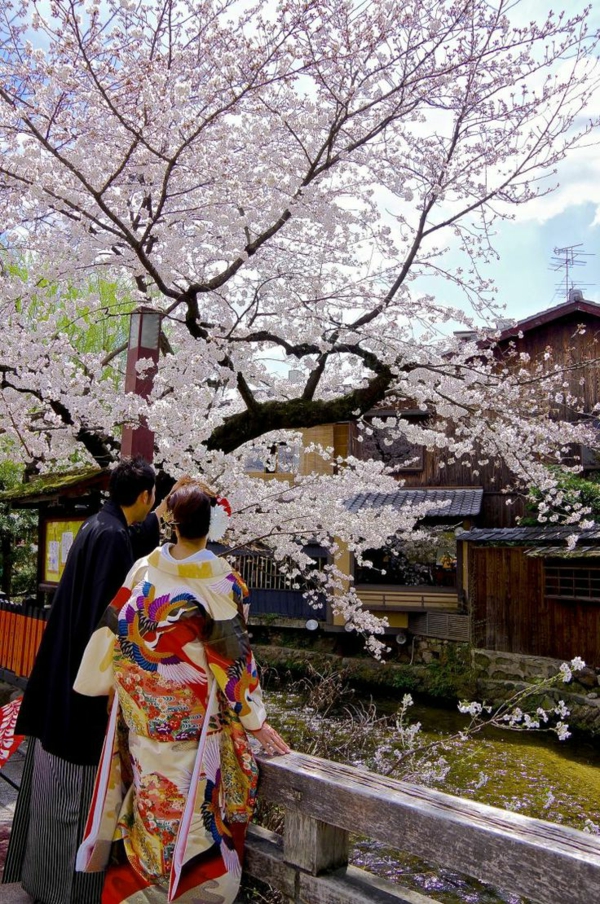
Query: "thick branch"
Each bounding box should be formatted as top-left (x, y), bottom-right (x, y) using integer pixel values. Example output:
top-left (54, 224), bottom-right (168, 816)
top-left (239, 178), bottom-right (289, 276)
top-left (206, 366), bottom-right (393, 453)
top-left (0, 368), bottom-right (118, 467)
top-left (49, 399), bottom-right (118, 467)
top-left (302, 353), bottom-right (329, 401)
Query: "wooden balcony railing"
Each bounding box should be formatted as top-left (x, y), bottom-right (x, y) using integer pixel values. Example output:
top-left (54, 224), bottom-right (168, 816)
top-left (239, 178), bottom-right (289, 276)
top-left (356, 585), bottom-right (459, 611)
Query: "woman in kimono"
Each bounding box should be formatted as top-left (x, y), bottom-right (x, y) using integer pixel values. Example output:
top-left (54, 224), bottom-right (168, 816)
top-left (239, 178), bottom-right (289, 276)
top-left (74, 478), bottom-right (289, 904)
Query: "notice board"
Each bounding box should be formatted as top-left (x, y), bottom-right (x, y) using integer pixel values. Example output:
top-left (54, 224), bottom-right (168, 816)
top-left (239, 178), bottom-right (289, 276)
top-left (43, 518), bottom-right (85, 584)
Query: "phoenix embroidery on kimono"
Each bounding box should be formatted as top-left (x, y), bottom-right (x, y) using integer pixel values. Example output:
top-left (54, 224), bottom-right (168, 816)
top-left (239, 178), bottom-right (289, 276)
top-left (75, 546), bottom-right (265, 904)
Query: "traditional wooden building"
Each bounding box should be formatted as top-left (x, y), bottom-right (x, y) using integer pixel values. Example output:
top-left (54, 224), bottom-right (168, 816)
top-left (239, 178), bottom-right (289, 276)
top-left (0, 468), bottom-right (108, 686)
top-left (457, 526), bottom-right (600, 667)
top-left (0, 468), bottom-right (109, 597)
top-left (244, 423), bottom-right (485, 638)
top-left (357, 293), bottom-right (600, 525)
top-left (244, 293), bottom-right (600, 646)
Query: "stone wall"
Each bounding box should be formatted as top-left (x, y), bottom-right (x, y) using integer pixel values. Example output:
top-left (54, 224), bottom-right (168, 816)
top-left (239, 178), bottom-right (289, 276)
top-left (470, 648), bottom-right (600, 736)
top-left (402, 635), bottom-right (456, 665)
top-left (253, 640), bottom-right (478, 700)
top-left (399, 638), bottom-right (600, 734)
top-left (261, 635), bottom-right (600, 735)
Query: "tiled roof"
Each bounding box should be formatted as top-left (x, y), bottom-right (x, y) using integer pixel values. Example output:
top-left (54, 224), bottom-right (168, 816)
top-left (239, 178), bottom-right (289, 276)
top-left (460, 526), bottom-right (600, 544)
top-left (525, 546), bottom-right (600, 558)
top-left (346, 487), bottom-right (483, 519)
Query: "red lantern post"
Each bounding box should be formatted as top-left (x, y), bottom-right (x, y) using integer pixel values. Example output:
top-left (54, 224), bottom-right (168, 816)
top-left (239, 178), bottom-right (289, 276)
top-left (120, 307), bottom-right (161, 462)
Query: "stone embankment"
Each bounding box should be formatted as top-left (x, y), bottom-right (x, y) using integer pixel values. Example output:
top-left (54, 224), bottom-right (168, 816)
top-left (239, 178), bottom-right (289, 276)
top-left (3, 640), bottom-right (599, 735)
top-left (472, 648), bottom-right (600, 735)
top-left (254, 640), bottom-right (600, 735)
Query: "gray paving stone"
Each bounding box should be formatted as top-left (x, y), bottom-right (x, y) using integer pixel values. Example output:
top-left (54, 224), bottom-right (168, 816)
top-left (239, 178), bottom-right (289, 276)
top-left (0, 882), bottom-right (34, 903)
top-left (0, 743), bottom-right (26, 899)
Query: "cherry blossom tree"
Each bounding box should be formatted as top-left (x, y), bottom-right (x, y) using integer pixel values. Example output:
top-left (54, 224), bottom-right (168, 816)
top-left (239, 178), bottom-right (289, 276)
top-left (0, 0), bottom-right (598, 641)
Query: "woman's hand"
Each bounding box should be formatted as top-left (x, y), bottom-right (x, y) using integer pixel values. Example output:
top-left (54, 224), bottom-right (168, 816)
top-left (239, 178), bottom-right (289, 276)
top-left (154, 477), bottom-right (189, 525)
top-left (248, 721), bottom-right (290, 756)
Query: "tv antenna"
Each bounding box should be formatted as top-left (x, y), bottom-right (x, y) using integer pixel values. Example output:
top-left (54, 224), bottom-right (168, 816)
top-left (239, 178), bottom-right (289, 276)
top-left (549, 244), bottom-right (595, 301)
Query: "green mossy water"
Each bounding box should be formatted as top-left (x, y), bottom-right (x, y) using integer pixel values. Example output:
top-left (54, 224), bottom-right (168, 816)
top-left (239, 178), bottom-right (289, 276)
top-left (410, 702), bottom-right (600, 826)
top-left (260, 685), bottom-right (600, 904)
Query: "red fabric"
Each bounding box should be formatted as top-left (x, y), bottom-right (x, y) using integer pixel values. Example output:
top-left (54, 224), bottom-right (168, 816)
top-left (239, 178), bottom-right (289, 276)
top-left (0, 696), bottom-right (24, 767)
top-left (101, 858), bottom-right (151, 903)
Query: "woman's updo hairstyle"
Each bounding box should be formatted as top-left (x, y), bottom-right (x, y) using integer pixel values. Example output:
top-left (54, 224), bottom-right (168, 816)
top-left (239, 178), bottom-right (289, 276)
top-left (166, 477), bottom-right (217, 540)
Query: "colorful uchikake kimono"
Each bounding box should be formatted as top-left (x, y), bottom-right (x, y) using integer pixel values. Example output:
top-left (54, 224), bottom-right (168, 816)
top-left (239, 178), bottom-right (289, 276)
top-left (74, 546), bottom-right (265, 904)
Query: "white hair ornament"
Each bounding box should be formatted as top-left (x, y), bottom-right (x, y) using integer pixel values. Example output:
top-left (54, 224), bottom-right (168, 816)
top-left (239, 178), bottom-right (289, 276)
top-left (207, 496), bottom-right (231, 542)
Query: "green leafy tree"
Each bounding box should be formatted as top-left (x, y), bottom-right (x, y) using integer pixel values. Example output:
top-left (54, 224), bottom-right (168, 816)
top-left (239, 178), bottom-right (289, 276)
top-left (522, 469), bottom-right (600, 526)
top-left (0, 457), bottom-right (38, 598)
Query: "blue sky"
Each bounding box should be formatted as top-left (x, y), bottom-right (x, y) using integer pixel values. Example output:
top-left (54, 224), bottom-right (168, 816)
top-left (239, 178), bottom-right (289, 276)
top-left (399, 0), bottom-right (600, 331)
top-left (490, 203), bottom-right (600, 320)
top-left (470, 0), bottom-right (600, 323)
top-left (409, 131), bottom-right (600, 331)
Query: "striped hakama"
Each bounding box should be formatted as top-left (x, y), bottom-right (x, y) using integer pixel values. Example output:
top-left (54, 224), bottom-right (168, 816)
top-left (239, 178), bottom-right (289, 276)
top-left (2, 740), bottom-right (104, 904)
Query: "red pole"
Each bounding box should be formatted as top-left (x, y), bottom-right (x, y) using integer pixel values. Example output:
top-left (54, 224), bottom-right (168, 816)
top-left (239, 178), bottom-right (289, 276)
top-left (121, 307), bottom-right (161, 463)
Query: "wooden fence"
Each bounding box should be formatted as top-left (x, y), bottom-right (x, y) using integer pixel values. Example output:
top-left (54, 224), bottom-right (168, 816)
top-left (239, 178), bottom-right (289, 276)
top-left (0, 599), bottom-right (48, 685)
top-left (247, 751), bottom-right (600, 904)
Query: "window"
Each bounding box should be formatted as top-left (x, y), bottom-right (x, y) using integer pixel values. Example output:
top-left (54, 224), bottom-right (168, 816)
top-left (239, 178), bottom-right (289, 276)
top-left (244, 442), bottom-right (300, 474)
top-left (229, 552), bottom-right (328, 591)
top-left (544, 562), bottom-right (600, 602)
top-left (355, 532), bottom-right (458, 588)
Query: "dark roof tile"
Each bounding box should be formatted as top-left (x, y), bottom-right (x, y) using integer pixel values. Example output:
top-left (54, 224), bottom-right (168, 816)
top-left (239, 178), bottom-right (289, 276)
top-left (460, 525), bottom-right (600, 544)
top-left (346, 487), bottom-right (483, 519)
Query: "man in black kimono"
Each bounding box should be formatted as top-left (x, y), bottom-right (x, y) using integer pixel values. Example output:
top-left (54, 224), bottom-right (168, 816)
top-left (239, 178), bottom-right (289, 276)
top-left (3, 456), bottom-right (166, 904)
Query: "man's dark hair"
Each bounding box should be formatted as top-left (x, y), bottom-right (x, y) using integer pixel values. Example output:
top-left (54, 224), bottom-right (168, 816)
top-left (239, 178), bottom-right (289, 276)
top-left (109, 456), bottom-right (155, 506)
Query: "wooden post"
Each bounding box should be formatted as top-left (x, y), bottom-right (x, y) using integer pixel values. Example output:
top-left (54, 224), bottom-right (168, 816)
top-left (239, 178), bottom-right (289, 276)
top-left (330, 539), bottom-right (352, 628)
top-left (121, 307), bottom-right (161, 462)
top-left (284, 807), bottom-right (349, 875)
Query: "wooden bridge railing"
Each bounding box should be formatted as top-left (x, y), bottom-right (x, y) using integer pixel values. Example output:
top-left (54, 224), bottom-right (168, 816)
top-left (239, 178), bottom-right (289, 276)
top-left (247, 751), bottom-right (600, 904)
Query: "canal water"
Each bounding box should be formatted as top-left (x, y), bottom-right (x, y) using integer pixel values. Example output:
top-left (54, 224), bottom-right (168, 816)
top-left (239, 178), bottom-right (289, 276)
top-left (262, 682), bottom-right (600, 904)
